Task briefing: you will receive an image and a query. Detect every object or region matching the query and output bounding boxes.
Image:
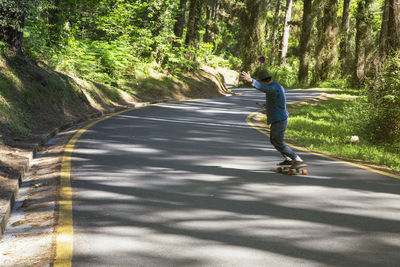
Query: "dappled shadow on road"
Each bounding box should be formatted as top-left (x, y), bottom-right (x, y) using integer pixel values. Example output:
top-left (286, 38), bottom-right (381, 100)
top-left (69, 90), bottom-right (400, 266)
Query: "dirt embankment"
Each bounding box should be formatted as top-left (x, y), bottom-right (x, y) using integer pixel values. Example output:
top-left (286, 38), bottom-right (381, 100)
top-left (0, 52), bottom-right (238, 232)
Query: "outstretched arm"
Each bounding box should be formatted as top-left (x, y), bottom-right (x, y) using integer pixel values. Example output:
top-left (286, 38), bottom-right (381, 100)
top-left (240, 71), bottom-right (277, 94)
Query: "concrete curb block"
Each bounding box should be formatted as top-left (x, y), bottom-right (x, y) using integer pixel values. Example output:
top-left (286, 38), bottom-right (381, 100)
top-left (0, 97), bottom-right (181, 238)
top-left (0, 179), bottom-right (18, 237)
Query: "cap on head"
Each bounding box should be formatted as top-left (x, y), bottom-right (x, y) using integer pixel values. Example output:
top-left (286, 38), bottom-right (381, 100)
top-left (258, 69), bottom-right (272, 81)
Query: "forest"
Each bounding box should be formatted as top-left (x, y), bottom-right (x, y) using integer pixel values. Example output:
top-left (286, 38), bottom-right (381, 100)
top-left (0, 0), bottom-right (399, 144)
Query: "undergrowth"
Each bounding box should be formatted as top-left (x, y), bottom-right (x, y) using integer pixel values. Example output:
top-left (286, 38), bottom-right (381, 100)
top-left (285, 94), bottom-right (400, 172)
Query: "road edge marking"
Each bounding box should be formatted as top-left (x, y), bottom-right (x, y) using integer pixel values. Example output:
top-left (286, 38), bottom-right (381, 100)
top-left (54, 107), bottom-right (138, 266)
top-left (53, 98), bottom-right (201, 266)
top-left (246, 110), bottom-right (400, 180)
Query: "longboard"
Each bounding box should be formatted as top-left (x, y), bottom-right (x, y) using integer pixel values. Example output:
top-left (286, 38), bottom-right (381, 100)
top-left (277, 164), bottom-right (308, 175)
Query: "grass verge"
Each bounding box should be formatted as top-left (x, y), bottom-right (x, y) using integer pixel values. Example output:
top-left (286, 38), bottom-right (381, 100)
top-left (283, 93), bottom-right (400, 172)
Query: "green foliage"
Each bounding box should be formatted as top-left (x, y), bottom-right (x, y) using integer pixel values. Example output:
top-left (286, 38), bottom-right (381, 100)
top-left (359, 53), bottom-right (400, 143)
top-left (55, 36), bottom-right (139, 85)
top-left (316, 79), bottom-right (350, 89)
top-left (268, 63), bottom-right (299, 88)
top-left (2, 0), bottom-right (399, 165)
top-left (0, 0), bottom-right (44, 30)
top-left (23, 0), bottom-right (234, 86)
top-left (163, 46), bottom-right (200, 74)
top-left (0, 40), bottom-right (8, 51)
top-left (231, 0), bottom-right (268, 72)
top-left (226, 55), bottom-right (242, 70)
top-left (286, 96), bottom-right (400, 171)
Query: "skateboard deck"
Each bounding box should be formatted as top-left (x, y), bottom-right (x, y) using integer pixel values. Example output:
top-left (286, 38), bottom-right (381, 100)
top-left (277, 164), bottom-right (308, 175)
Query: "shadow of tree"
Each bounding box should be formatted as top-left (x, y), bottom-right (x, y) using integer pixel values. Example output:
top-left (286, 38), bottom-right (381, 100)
top-left (67, 90), bottom-right (400, 266)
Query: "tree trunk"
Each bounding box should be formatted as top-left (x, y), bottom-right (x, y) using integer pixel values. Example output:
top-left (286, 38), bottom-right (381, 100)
top-left (204, 5), bottom-right (212, 43)
top-left (185, 0), bottom-right (200, 48)
top-left (264, 0), bottom-right (272, 39)
top-left (280, 0), bottom-right (293, 65)
top-left (298, 0), bottom-right (313, 85)
top-left (339, 0), bottom-right (352, 76)
top-left (238, 0), bottom-right (268, 71)
top-left (48, 0), bottom-right (61, 25)
top-left (2, 14), bottom-right (25, 55)
top-left (387, 0), bottom-right (400, 52)
top-left (204, 0), bottom-right (221, 43)
top-left (314, 0), bottom-right (338, 84)
top-left (211, 0), bottom-right (220, 20)
top-left (379, 0), bottom-right (390, 55)
top-left (354, 0), bottom-right (373, 85)
top-left (379, 0), bottom-right (400, 55)
top-left (174, 0), bottom-right (188, 42)
top-left (47, 0), bottom-right (62, 45)
top-left (270, 0), bottom-right (281, 64)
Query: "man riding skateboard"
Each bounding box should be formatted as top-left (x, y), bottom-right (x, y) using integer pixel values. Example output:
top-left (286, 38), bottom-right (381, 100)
top-left (241, 69), bottom-right (305, 169)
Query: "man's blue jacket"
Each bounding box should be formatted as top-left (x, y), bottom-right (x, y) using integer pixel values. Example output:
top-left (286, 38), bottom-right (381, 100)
top-left (252, 79), bottom-right (289, 125)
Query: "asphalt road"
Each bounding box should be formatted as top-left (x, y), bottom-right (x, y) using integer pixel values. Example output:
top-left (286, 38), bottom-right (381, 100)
top-left (69, 89), bottom-right (400, 266)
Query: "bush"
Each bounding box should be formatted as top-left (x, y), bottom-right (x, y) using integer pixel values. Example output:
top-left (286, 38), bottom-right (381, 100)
top-left (359, 53), bottom-right (400, 144)
top-left (228, 55), bottom-right (242, 70)
top-left (317, 79), bottom-right (350, 89)
top-left (162, 45), bottom-right (200, 74)
top-left (268, 64), bottom-right (298, 88)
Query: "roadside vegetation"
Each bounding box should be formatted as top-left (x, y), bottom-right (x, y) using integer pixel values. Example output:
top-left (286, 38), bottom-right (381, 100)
top-left (0, 0), bottom-right (399, 168)
top-left (285, 91), bottom-right (400, 172)
top-left (0, 52), bottom-right (229, 144)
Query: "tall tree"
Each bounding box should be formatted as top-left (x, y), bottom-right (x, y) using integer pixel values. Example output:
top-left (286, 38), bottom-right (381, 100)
top-left (0, 0), bottom-right (26, 54)
top-left (204, 0), bottom-right (220, 43)
top-left (46, 0), bottom-right (64, 46)
top-left (298, 0), bottom-right (313, 85)
top-left (280, 0), bottom-right (293, 65)
top-left (238, 0), bottom-right (268, 71)
top-left (386, 0), bottom-right (400, 52)
top-left (314, 0), bottom-right (339, 83)
top-left (173, 0), bottom-right (188, 45)
top-left (270, 0), bottom-right (282, 64)
top-left (379, 0), bottom-right (390, 55)
top-left (339, 0), bottom-right (352, 76)
top-left (185, 0), bottom-right (202, 48)
top-left (354, 0), bottom-right (374, 85)
top-left (379, 0), bottom-right (400, 57)
top-left (264, 0), bottom-right (273, 39)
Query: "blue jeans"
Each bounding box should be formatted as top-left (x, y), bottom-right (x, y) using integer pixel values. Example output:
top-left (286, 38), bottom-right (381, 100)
top-left (270, 119), bottom-right (298, 160)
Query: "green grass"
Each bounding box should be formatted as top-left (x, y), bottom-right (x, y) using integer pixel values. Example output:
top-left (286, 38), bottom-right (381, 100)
top-left (282, 94), bottom-right (400, 172)
top-left (307, 87), bottom-right (360, 96)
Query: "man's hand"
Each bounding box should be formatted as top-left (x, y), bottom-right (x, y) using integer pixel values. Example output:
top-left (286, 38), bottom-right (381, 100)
top-left (240, 71), bottom-right (253, 83)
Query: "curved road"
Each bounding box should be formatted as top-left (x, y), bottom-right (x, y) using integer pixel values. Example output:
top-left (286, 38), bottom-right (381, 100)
top-left (68, 89), bottom-right (400, 266)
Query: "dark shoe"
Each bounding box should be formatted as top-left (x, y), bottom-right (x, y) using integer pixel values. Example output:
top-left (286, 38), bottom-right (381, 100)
top-left (278, 159), bottom-right (293, 166)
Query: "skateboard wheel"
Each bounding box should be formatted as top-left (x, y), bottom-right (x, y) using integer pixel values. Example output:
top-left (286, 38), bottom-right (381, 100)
top-left (277, 167), bottom-right (283, 173)
top-left (301, 169), bottom-right (308, 175)
top-left (288, 169), bottom-right (296, 175)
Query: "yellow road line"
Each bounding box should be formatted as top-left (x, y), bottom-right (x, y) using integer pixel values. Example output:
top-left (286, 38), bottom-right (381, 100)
top-left (54, 108), bottom-right (138, 266)
top-left (246, 110), bottom-right (400, 180)
top-left (54, 99), bottom-right (198, 266)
